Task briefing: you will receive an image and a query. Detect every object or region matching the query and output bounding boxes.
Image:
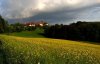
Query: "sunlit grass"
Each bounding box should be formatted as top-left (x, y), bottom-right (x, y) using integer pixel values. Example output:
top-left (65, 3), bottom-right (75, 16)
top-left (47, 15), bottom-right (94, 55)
top-left (0, 35), bottom-right (100, 64)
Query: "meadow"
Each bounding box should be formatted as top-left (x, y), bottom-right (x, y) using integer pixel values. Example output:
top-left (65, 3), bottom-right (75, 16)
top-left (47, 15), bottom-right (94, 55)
top-left (0, 35), bottom-right (100, 64)
top-left (7, 28), bottom-right (45, 38)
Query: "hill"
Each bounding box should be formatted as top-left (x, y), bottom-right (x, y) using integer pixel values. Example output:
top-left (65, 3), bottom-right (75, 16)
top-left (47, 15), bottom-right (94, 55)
top-left (0, 35), bottom-right (100, 64)
top-left (7, 28), bottom-right (45, 38)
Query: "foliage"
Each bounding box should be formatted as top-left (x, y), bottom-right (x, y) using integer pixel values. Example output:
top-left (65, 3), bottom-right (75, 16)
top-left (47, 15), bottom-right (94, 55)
top-left (8, 23), bottom-right (25, 32)
top-left (8, 23), bottom-right (38, 33)
top-left (44, 21), bottom-right (100, 42)
top-left (25, 26), bottom-right (36, 31)
top-left (0, 15), bottom-right (8, 33)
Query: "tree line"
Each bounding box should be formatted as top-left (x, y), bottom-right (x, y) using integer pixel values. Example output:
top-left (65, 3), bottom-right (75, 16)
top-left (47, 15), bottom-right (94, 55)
top-left (8, 23), bottom-right (36, 33)
top-left (0, 15), bottom-right (46, 33)
top-left (0, 18), bottom-right (36, 33)
top-left (44, 21), bottom-right (100, 42)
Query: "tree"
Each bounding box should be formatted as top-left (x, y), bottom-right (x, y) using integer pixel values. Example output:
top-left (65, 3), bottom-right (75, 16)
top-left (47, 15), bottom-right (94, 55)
top-left (0, 15), bottom-right (8, 33)
top-left (44, 21), bottom-right (100, 43)
top-left (11, 23), bottom-right (24, 32)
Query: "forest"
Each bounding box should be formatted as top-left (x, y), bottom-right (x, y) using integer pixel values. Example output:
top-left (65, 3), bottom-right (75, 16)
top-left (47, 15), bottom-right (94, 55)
top-left (44, 21), bottom-right (100, 42)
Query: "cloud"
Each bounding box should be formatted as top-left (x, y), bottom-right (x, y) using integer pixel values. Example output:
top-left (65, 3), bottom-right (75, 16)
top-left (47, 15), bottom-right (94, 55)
top-left (33, 4), bottom-right (100, 24)
top-left (0, 0), bottom-right (100, 24)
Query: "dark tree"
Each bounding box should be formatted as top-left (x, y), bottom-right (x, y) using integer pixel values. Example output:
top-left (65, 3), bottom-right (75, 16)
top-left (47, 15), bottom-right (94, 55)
top-left (0, 15), bottom-right (8, 33)
top-left (44, 21), bottom-right (100, 43)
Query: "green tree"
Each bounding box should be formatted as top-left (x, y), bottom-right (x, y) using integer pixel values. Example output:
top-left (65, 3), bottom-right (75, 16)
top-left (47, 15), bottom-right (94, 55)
top-left (11, 23), bottom-right (24, 32)
top-left (0, 15), bottom-right (8, 33)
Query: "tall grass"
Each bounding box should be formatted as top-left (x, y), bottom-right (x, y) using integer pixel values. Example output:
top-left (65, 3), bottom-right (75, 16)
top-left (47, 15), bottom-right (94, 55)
top-left (0, 35), bottom-right (100, 64)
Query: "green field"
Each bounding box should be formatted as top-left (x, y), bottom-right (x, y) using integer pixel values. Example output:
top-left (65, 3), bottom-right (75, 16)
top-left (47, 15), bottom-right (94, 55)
top-left (0, 35), bottom-right (100, 64)
top-left (7, 28), bottom-right (45, 38)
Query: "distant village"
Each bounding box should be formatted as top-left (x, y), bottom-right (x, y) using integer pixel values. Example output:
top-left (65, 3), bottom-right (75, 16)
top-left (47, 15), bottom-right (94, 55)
top-left (23, 21), bottom-right (49, 27)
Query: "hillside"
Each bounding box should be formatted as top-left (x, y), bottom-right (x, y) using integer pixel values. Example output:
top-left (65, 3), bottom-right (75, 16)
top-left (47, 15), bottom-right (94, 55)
top-left (0, 35), bottom-right (100, 64)
top-left (7, 28), bottom-right (45, 38)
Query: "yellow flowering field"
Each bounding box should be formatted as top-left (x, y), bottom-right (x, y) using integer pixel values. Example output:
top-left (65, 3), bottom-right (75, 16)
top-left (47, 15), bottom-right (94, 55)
top-left (0, 35), bottom-right (100, 64)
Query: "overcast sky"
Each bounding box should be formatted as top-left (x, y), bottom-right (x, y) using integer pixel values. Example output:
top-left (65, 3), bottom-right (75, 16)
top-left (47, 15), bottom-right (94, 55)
top-left (0, 0), bottom-right (100, 24)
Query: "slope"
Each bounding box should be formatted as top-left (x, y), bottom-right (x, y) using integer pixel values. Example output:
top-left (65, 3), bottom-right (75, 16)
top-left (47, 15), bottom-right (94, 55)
top-left (0, 35), bottom-right (100, 64)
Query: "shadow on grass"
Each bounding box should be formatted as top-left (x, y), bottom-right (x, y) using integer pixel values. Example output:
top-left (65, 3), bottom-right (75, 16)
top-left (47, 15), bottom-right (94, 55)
top-left (37, 33), bottom-right (45, 36)
top-left (40, 33), bottom-right (100, 45)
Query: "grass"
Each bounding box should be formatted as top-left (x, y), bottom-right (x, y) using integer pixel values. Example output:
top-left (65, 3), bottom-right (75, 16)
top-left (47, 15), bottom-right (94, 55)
top-left (7, 28), bottom-right (45, 38)
top-left (0, 35), bottom-right (100, 64)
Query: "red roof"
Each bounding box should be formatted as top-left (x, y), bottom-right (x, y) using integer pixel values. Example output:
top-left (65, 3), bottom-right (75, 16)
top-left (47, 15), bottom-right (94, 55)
top-left (23, 21), bottom-right (48, 26)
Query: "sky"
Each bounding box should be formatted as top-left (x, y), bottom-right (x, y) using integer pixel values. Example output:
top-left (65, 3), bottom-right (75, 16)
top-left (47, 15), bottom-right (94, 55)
top-left (0, 0), bottom-right (100, 24)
